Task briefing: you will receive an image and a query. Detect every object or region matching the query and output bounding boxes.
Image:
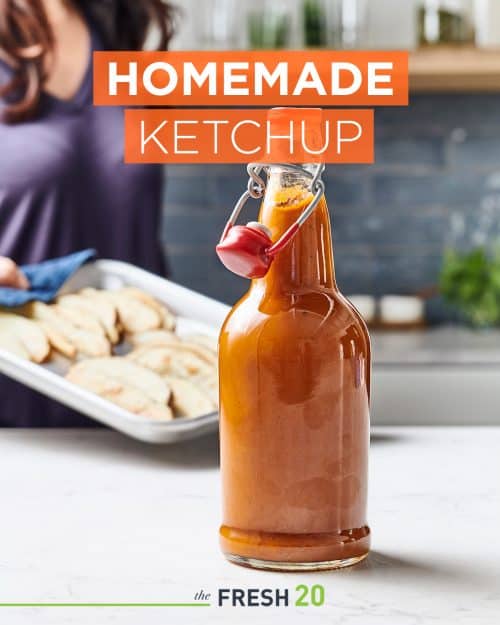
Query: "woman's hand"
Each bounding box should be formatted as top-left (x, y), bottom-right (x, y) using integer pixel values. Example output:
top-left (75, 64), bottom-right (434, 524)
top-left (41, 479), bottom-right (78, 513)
top-left (0, 257), bottom-right (30, 289)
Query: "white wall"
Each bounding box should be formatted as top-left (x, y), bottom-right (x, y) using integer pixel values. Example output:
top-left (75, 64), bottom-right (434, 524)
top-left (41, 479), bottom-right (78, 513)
top-left (170, 0), bottom-right (196, 50)
top-left (170, 0), bottom-right (500, 50)
top-left (169, 0), bottom-right (420, 50)
top-left (366, 0), bottom-right (418, 49)
top-left (475, 0), bottom-right (500, 46)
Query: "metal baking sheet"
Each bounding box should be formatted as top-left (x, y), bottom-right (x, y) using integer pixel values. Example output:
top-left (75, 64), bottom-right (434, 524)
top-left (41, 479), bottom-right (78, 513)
top-left (0, 260), bottom-right (230, 443)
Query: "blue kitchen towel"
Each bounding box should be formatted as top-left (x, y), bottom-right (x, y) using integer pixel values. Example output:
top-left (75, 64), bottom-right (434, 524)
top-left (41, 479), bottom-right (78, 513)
top-left (0, 249), bottom-right (97, 307)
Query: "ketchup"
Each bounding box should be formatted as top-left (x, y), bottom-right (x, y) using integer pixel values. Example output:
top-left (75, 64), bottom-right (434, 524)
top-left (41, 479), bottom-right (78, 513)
top-left (218, 160), bottom-right (371, 571)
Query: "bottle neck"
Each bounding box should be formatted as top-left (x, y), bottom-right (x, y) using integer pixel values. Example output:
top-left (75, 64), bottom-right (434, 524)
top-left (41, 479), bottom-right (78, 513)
top-left (255, 166), bottom-right (336, 294)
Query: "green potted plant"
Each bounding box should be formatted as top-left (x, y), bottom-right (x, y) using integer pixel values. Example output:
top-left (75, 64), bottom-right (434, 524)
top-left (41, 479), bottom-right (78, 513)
top-left (247, 3), bottom-right (290, 49)
top-left (439, 246), bottom-right (500, 327)
top-left (303, 0), bottom-right (327, 47)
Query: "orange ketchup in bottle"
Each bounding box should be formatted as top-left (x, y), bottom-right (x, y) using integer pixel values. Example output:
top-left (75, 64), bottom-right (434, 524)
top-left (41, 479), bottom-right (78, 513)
top-left (218, 118), bottom-right (371, 571)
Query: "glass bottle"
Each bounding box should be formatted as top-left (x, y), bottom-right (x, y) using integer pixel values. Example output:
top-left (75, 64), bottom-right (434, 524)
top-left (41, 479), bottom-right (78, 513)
top-left (218, 162), bottom-right (371, 571)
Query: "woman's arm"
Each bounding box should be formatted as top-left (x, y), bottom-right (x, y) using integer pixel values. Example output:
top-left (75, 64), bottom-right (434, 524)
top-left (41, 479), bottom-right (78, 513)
top-left (0, 257), bottom-right (29, 289)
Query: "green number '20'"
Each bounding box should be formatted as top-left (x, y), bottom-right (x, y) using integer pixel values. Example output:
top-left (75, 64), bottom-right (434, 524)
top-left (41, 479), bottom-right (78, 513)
top-left (295, 584), bottom-right (325, 607)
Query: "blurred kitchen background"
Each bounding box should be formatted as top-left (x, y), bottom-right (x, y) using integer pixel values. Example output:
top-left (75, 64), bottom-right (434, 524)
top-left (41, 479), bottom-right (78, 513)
top-left (161, 0), bottom-right (500, 424)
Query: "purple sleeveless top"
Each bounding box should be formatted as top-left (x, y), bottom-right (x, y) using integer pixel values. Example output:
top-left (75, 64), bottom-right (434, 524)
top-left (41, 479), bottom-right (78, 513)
top-left (0, 25), bottom-right (166, 426)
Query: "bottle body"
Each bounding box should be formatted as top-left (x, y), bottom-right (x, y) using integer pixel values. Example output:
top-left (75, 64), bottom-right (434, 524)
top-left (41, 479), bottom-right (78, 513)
top-left (219, 167), bottom-right (371, 570)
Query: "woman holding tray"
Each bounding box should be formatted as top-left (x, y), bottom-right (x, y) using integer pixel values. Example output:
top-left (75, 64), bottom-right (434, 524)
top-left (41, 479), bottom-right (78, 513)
top-left (0, 0), bottom-right (176, 426)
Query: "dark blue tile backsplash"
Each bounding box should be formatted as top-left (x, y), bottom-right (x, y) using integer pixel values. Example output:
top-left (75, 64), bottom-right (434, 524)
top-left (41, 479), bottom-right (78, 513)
top-left (162, 95), bottom-right (500, 322)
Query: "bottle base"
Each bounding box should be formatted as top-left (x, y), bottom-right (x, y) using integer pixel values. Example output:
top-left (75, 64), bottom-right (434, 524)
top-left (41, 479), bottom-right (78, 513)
top-left (224, 552), bottom-right (368, 572)
top-left (220, 524), bottom-right (370, 571)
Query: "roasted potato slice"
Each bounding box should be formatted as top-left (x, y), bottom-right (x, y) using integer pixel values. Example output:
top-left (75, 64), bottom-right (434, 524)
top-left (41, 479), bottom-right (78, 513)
top-left (179, 340), bottom-right (218, 367)
top-left (27, 302), bottom-right (110, 358)
top-left (127, 344), bottom-right (214, 379)
top-left (105, 291), bottom-right (162, 333)
top-left (78, 288), bottom-right (120, 343)
top-left (57, 294), bottom-right (112, 339)
top-left (0, 332), bottom-right (30, 360)
top-left (119, 287), bottom-right (176, 330)
top-left (196, 373), bottom-right (219, 407)
top-left (129, 330), bottom-right (217, 367)
top-left (67, 357), bottom-right (171, 406)
top-left (67, 362), bottom-right (173, 420)
top-left (0, 312), bottom-right (50, 363)
top-left (128, 329), bottom-right (180, 348)
top-left (185, 334), bottom-right (218, 353)
top-left (38, 320), bottom-right (76, 359)
top-left (165, 376), bottom-right (215, 418)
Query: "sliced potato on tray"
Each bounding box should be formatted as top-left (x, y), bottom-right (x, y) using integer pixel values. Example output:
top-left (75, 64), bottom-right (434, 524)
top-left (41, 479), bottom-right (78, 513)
top-left (128, 329), bottom-right (180, 348)
top-left (127, 340), bottom-right (218, 417)
top-left (0, 311), bottom-right (50, 363)
top-left (56, 305), bottom-right (107, 338)
top-left (196, 373), bottom-right (219, 407)
top-left (0, 331), bottom-right (31, 360)
top-left (106, 291), bottom-right (162, 333)
top-left (165, 376), bottom-right (215, 418)
top-left (68, 357), bottom-right (171, 405)
top-left (180, 341), bottom-right (218, 367)
top-left (0, 282), bottom-right (218, 421)
top-left (57, 294), bottom-right (112, 340)
top-left (120, 287), bottom-right (176, 331)
top-left (38, 320), bottom-right (76, 359)
top-left (129, 332), bottom-right (217, 367)
top-left (66, 357), bottom-right (173, 420)
top-left (27, 302), bottom-right (110, 358)
top-left (127, 344), bottom-right (214, 378)
top-left (185, 334), bottom-right (218, 353)
top-left (78, 288), bottom-right (120, 343)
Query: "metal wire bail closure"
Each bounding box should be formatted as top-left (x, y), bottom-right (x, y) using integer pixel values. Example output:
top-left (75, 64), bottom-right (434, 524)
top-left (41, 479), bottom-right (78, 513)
top-left (219, 163), bottom-right (325, 249)
top-left (216, 163), bottom-right (325, 278)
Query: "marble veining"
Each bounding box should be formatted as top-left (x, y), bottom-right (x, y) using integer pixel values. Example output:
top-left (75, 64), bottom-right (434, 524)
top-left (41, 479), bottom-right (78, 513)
top-left (0, 426), bottom-right (498, 625)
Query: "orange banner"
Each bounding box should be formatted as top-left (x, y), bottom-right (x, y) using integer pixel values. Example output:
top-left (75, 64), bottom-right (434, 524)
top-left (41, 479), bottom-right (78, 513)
top-left (124, 108), bottom-right (374, 164)
top-left (95, 50), bottom-right (408, 107)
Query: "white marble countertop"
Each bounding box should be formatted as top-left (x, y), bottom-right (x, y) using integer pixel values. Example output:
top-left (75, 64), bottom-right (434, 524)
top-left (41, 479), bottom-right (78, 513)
top-left (0, 427), bottom-right (498, 625)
